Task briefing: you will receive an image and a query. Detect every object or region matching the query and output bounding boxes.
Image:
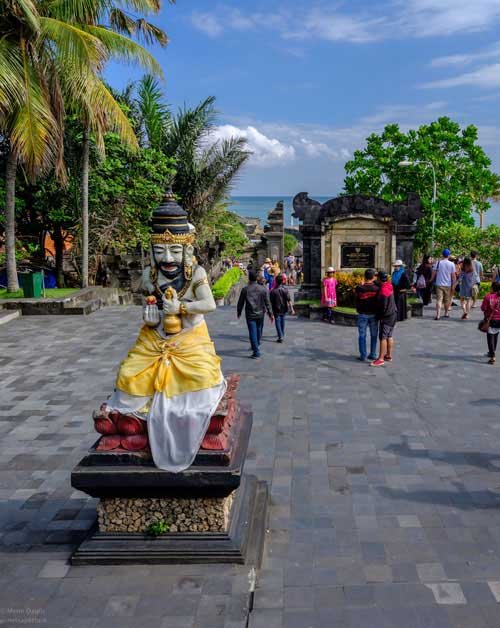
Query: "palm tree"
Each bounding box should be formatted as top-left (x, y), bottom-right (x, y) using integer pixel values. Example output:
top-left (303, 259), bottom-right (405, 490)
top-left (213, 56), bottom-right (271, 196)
top-left (0, 0), bottom-right (107, 291)
top-left (50, 0), bottom-right (169, 287)
top-left (162, 96), bottom-right (251, 224)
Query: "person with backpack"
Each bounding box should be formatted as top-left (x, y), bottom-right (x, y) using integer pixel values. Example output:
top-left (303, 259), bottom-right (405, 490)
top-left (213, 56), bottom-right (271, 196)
top-left (481, 281), bottom-right (500, 364)
top-left (270, 273), bottom-right (295, 343)
top-left (415, 255), bottom-right (433, 305)
top-left (371, 271), bottom-right (398, 367)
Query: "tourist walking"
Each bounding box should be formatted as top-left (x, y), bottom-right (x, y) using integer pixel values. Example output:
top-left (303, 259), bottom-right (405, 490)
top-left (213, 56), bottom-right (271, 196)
top-left (371, 271), bottom-right (398, 367)
top-left (471, 251), bottom-right (484, 308)
top-left (321, 267), bottom-right (337, 324)
top-left (355, 268), bottom-right (379, 361)
top-left (237, 270), bottom-right (274, 359)
top-left (430, 249), bottom-right (457, 320)
top-left (415, 255), bottom-right (433, 305)
top-left (481, 281), bottom-right (500, 364)
top-left (459, 257), bottom-right (475, 320)
top-left (270, 274), bottom-right (295, 343)
top-left (392, 260), bottom-right (410, 321)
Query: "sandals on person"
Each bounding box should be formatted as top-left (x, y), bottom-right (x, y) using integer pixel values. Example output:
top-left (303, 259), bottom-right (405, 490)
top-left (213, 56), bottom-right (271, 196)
top-left (383, 355), bottom-right (393, 362)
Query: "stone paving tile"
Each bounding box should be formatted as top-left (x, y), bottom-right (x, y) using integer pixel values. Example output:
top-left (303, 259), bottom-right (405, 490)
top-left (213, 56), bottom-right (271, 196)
top-left (1, 303), bottom-right (500, 626)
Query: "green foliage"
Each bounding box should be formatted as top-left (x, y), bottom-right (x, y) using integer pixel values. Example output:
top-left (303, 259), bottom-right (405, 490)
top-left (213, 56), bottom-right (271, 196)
top-left (146, 520), bottom-right (170, 536)
top-left (334, 272), bottom-right (364, 308)
top-left (343, 117), bottom-right (498, 249)
top-left (0, 288), bottom-right (78, 300)
top-left (479, 282), bottom-right (494, 298)
top-left (196, 205), bottom-right (248, 259)
top-left (212, 267), bottom-right (244, 299)
top-left (284, 233), bottom-right (298, 255)
top-left (433, 223), bottom-right (500, 270)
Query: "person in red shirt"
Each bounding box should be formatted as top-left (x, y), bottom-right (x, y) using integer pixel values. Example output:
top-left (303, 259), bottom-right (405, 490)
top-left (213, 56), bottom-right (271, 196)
top-left (481, 281), bottom-right (500, 364)
top-left (371, 271), bottom-right (398, 367)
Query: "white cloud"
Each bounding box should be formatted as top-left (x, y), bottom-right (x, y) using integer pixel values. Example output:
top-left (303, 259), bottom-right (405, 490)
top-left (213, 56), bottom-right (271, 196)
top-left (399, 0), bottom-right (500, 37)
top-left (422, 63), bottom-right (500, 89)
top-left (299, 138), bottom-right (338, 159)
top-left (286, 11), bottom-right (387, 44)
top-left (191, 2), bottom-right (500, 44)
top-left (430, 42), bottom-right (500, 68)
top-left (190, 12), bottom-right (223, 38)
top-left (211, 125), bottom-right (296, 167)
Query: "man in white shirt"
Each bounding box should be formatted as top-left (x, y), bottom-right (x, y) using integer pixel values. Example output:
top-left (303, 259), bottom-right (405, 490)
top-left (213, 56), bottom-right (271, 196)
top-left (430, 249), bottom-right (457, 320)
top-left (471, 251), bottom-right (483, 308)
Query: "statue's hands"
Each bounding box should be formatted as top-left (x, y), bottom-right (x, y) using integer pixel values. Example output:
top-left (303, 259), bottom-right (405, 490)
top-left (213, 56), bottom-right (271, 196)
top-left (162, 289), bottom-right (181, 315)
top-left (143, 303), bottom-right (160, 327)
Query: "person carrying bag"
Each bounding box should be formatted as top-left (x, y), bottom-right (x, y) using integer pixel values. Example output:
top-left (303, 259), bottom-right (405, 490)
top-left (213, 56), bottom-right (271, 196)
top-left (480, 281), bottom-right (500, 364)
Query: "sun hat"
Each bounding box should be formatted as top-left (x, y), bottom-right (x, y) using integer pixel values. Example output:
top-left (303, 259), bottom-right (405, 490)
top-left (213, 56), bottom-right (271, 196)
top-left (327, 266), bottom-right (335, 273)
top-left (393, 259), bottom-right (404, 267)
top-left (377, 271), bottom-right (388, 282)
top-left (442, 249), bottom-right (450, 257)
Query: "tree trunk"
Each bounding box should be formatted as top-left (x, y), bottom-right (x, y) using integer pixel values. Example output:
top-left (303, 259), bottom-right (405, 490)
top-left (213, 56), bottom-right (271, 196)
top-left (480, 210), bottom-right (484, 229)
top-left (52, 226), bottom-right (65, 288)
top-left (81, 125), bottom-right (90, 288)
top-left (4, 148), bottom-right (19, 292)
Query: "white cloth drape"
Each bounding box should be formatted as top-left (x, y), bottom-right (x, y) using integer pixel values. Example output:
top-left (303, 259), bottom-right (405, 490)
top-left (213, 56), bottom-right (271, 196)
top-left (108, 379), bottom-right (226, 472)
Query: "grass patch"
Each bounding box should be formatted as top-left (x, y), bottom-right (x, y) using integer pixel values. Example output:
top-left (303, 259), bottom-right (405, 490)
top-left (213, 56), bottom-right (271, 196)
top-left (295, 299), bottom-right (321, 306)
top-left (407, 296), bottom-right (422, 305)
top-left (0, 288), bottom-right (79, 300)
top-left (334, 306), bottom-right (356, 315)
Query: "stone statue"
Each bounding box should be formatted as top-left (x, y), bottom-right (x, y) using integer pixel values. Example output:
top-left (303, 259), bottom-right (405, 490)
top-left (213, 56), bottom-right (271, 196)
top-left (101, 191), bottom-right (226, 472)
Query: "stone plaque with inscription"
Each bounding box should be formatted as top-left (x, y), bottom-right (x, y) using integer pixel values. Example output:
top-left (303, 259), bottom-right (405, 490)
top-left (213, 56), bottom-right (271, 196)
top-left (341, 244), bottom-right (375, 269)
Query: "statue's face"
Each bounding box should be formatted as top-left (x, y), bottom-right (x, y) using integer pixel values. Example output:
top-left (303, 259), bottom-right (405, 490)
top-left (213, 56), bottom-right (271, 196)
top-left (152, 244), bottom-right (184, 280)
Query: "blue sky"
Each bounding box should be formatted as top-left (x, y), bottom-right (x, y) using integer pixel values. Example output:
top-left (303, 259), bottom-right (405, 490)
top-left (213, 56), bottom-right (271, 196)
top-left (109, 0), bottom-right (500, 198)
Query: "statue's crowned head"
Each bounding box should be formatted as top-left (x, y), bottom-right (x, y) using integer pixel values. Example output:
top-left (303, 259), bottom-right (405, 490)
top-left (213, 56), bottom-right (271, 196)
top-left (150, 190), bottom-right (195, 288)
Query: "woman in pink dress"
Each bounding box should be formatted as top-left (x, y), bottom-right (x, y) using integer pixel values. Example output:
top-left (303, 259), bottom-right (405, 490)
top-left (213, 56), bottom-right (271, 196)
top-left (321, 267), bottom-right (337, 323)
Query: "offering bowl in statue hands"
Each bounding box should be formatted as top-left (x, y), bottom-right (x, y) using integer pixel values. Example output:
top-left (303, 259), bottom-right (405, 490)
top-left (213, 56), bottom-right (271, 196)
top-left (143, 295), bottom-right (160, 327)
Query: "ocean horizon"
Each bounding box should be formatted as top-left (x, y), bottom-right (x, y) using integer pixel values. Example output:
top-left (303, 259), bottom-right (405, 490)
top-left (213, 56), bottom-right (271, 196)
top-left (228, 195), bottom-right (500, 228)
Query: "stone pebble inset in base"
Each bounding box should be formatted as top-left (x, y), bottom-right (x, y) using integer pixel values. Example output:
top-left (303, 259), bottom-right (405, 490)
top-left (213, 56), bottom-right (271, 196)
top-left (97, 493), bottom-right (234, 533)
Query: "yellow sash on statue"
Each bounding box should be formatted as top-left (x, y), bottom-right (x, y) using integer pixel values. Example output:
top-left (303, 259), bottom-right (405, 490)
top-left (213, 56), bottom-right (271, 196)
top-left (116, 322), bottom-right (222, 399)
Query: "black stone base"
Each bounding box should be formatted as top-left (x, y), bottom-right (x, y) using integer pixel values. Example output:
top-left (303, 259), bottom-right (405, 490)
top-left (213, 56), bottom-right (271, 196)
top-left (70, 475), bottom-right (268, 566)
top-left (71, 407), bottom-right (252, 499)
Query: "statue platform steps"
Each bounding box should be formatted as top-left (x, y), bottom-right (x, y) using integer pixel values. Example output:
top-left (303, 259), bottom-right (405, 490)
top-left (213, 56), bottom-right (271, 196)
top-left (0, 287), bottom-right (133, 316)
top-left (0, 308), bottom-right (21, 325)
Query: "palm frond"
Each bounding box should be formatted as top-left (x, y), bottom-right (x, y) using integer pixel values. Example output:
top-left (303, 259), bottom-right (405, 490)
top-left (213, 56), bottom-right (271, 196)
top-left (40, 17), bottom-right (106, 68)
top-left (0, 39), bottom-right (25, 115)
top-left (136, 74), bottom-right (169, 149)
top-left (6, 0), bottom-right (40, 33)
top-left (84, 73), bottom-right (138, 151)
top-left (133, 18), bottom-right (168, 46)
top-left (10, 43), bottom-right (59, 175)
top-left (84, 25), bottom-right (163, 75)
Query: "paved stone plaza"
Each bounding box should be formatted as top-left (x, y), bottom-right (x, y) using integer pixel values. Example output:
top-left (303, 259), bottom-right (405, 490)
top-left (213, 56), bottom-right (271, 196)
top-left (1, 303), bottom-right (500, 628)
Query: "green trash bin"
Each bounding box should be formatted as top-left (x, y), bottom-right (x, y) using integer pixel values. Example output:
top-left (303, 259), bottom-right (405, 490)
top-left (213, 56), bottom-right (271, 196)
top-left (20, 271), bottom-right (44, 298)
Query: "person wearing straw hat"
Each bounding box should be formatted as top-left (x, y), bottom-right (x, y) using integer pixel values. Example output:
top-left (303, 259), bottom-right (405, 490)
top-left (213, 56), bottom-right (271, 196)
top-left (391, 259), bottom-right (410, 321)
top-left (321, 266), bottom-right (337, 324)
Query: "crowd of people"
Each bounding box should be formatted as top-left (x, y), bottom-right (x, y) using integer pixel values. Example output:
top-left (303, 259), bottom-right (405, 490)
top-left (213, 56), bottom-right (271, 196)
top-left (236, 257), bottom-right (298, 359)
top-left (234, 250), bottom-right (500, 365)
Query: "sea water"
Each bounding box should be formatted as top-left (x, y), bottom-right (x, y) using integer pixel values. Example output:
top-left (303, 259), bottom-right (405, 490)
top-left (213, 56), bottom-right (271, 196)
top-left (228, 195), bottom-right (500, 227)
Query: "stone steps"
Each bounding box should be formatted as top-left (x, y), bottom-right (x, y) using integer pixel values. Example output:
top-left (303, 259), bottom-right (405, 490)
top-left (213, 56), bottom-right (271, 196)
top-left (0, 309), bottom-right (21, 325)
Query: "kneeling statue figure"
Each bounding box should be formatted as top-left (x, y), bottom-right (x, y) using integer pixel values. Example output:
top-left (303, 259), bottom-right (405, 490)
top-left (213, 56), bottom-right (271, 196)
top-left (103, 191), bottom-right (226, 472)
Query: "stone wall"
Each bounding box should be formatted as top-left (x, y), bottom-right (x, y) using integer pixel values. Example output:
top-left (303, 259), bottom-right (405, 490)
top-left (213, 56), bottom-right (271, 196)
top-left (98, 493), bottom-right (234, 533)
